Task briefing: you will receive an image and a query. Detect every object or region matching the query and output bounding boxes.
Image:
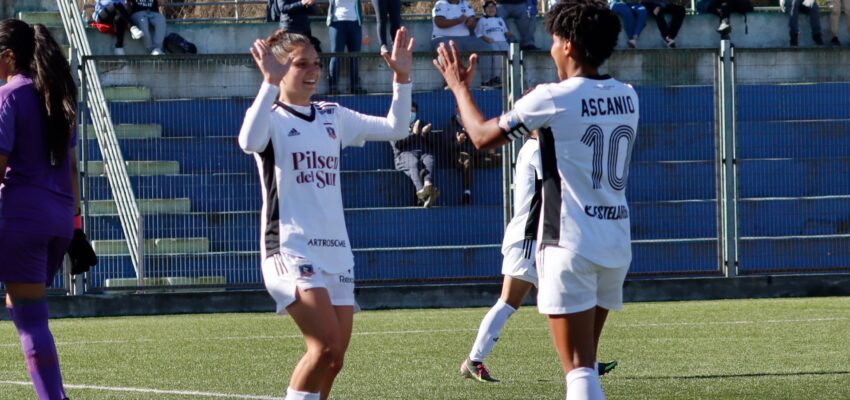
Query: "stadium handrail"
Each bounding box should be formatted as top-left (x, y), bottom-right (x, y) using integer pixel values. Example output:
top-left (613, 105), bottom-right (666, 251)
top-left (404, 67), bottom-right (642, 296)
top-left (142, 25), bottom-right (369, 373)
top-left (59, 0), bottom-right (147, 283)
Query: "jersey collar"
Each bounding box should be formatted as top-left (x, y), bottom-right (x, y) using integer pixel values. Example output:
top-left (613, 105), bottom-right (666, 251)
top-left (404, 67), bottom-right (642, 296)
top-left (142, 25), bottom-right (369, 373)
top-left (275, 101), bottom-right (316, 122)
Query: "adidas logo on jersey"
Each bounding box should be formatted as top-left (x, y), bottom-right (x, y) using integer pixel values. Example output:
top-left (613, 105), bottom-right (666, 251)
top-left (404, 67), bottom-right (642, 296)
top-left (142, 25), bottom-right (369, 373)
top-left (288, 128), bottom-right (301, 137)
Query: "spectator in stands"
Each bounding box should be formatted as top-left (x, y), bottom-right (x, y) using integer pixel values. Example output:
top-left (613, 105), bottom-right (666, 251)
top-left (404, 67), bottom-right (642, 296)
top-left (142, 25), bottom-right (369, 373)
top-left (327, 0), bottom-right (368, 94)
top-left (392, 102), bottom-right (440, 207)
top-left (431, 0), bottom-right (492, 52)
top-left (372, 0), bottom-right (402, 53)
top-left (0, 18), bottom-right (85, 400)
top-left (446, 106), bottom-right (499, 205)
top-left (829, 0), bottom-right (850, 44)
top-left (642, 0), bottom-right (685, 48)
top-left (128, 0), bottom-right (167, 55)
top-left (475, 1), bottom-right (514, 88)
top-left (609, 0), bottom-right (648, 48)
top-left (432, 0), bottom-right (502, 88)
top-left (697, 0), bottom-right (753, 39)
top-left (781, 0), bottom-right (825, 46)
top-left (267, 0), bottom-right (323, 52)
top-left (496, 0), bottom-right (539, 50)
top-left (92, 0), bottom-right (144, 55)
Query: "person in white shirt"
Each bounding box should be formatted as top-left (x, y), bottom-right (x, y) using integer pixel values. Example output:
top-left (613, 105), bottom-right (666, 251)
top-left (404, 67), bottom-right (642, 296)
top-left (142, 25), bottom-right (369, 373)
top-left (434, 1), bottom-right (636, 398)
top-left (326, 0), bottom-right (369, 94)
top-left (475, 0), bottom-right (513, 88)
top-left (239, 28), bottom-right (413, 400)
top-left (431, 0), bottom-right (495, 52)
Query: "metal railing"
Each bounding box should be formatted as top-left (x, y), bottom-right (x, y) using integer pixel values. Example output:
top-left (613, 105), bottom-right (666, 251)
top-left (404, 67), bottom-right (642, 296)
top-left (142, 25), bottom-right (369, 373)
top-left (59, 0), bottom-right (146, 288)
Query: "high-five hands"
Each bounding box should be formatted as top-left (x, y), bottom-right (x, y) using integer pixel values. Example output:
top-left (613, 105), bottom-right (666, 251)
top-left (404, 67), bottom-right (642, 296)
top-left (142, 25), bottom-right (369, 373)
top-left (432, 41), bottom-right (477, 92)
top-left (250, 39), bottom-right (290, 85)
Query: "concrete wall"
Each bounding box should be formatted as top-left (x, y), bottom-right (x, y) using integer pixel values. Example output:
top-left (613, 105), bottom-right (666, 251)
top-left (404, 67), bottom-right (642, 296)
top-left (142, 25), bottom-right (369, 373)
top-left (86, 12), bottom-right (848, 55)
top-left (5, 274), bottom-right (849, 319)
top-left (91, 47), bottom-right (847, 99)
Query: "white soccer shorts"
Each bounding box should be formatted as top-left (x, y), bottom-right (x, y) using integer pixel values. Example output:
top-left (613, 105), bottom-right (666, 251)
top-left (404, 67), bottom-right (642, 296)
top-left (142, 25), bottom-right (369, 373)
top-left (501, 241), bottom-right (538, 287)
top-left (536, 245), bottom-right (629, 315)
top-left (261, 252), bottom-right (356, 315)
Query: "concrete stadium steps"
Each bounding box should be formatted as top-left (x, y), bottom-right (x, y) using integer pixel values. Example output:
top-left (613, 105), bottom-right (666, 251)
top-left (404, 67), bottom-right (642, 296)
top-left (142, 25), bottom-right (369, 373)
top-left (738, 158), bottom-right (850, 198)
top-left (738, 197), bottom-right (850, 237)
top-left (105, 91), bottom-right (505, 137)
top-left (633, 85), bottom-right (714, 123)
top-left (737, 82), bottom-right (850, 121)
top-left (627, 161), bottom-right (716, 202)
top-left (86, 206), bottom-right (505, 251)
top-left (17, 11), bottom-right (61, 26)
top-left (629, 239), bottom-right (719, 275)
top-left (739, 236), bottom-right (850, 273)
top-left (737, 120), bottom-right (850, 159)
top-left (93, 237), bottom-right (210, 255)
top-left (88, 198), bottom-right (191, 215)
top-left (85, 160), bottom-right (180, 176)
top-left (84, 201), bottom-right (718, 251)
top-left (86, 168), bottom-right (505, 210)
top-left (633, 122), bottom-right (715, 162)
top-left (88, 239), bottom-right (726, 287)
top-left (103, 86), bottom-right (152, 102)
top-left (84, 136), bottom-right (254, 173)
top-left (82, 124), bottom-right (163, 139)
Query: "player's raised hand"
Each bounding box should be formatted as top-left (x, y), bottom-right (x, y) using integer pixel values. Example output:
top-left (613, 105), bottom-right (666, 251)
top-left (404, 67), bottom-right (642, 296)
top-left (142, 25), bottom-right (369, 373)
top-left (433, 41), bottom-right (477, 92)
top-left (250, 39), bottom-right (289, 85)
top-left (382, 27), bottom-right (414, 83)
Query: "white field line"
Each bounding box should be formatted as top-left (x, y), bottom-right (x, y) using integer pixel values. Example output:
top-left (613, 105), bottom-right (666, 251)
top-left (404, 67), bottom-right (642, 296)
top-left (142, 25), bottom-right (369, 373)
top-left (0, 317), bottom-right (846, 349)
top-left (0, 380), bottom-right (281, 399)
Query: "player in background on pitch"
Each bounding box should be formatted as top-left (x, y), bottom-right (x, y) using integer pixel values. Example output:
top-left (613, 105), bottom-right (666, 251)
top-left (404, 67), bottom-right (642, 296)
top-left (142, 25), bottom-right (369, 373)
top-left (435, 0), bottom-right (637, 398)
top-left (238, 28), bottom-right (413, 400)
top-left (460, 129), bottom-right (618, 384)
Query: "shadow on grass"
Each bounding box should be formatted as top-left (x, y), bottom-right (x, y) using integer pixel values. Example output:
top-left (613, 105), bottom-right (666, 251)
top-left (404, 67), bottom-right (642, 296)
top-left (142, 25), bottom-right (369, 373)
top-left (619, 371), bottom-right (850, 380)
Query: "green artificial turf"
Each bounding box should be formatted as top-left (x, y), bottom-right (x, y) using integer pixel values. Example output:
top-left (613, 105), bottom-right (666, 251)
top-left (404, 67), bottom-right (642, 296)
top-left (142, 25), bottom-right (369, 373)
top-left (1, 297), bottom-right (848, 399)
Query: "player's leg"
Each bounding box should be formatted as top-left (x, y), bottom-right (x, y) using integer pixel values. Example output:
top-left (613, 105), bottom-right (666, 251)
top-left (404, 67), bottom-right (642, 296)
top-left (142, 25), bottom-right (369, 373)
top-left (318, 305), bottom-right (354, 400)
top-left (537, 246), bottom-right (604, 400)
top-left (463, 275), bottom-right (534, 382)
top-left (2, 233), bottom-right (69, 400)
top-left (593, 264), bottom-right (629, 379)
top-left (548, 310), bottom-right (604, 400)
top-left (285, 287), bottom-right (344, 400)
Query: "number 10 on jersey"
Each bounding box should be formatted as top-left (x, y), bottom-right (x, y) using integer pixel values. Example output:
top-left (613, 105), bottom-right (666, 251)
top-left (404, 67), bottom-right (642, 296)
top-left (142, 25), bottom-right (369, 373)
top-left (581, 125), bottom-right (635, 191)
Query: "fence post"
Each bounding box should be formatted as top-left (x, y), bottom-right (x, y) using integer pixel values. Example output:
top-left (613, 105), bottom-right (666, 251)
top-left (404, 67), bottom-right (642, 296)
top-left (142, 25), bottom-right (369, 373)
top-left (137, 214), bottom-right (146, 287)
top-left (76, 59), bottom-right (89, 296)
top-left (718, 39), bottom-right (738, 278)
top-left (502, 44), bottom-right (524, 227)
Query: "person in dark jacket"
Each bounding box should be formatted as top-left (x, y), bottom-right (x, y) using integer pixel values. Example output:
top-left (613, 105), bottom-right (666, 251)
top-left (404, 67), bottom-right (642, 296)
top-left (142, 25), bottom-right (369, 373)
top-left (267, 0), bottom-right (322, 52)
top-left (392, 102), bottom-right (440, 207)
top-left (641, 0), bottom-right (685, 47)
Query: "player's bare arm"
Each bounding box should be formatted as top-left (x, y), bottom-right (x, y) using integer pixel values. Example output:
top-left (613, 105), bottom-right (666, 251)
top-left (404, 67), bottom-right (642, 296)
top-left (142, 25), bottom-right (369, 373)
top-left (433, 41), bottom-right (508, 150)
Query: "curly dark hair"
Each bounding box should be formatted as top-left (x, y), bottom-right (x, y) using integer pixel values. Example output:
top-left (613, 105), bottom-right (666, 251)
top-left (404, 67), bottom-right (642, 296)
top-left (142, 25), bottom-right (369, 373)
top-left (544, 0), bottom-right (621, 69)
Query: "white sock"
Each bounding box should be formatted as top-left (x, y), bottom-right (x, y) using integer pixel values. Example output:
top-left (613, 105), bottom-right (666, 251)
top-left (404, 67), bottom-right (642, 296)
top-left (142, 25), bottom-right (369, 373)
top-left (565, 367), bottom-right (605, 400)
top-left (468, 299), bottom-right (516, 362)
top-left (285, 388), bottom-right (320, 400)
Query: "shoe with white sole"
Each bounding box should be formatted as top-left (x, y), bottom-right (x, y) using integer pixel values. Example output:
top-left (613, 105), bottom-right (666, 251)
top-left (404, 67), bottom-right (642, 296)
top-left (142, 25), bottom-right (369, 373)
top-left (130, 26), bottom-right (144, 40)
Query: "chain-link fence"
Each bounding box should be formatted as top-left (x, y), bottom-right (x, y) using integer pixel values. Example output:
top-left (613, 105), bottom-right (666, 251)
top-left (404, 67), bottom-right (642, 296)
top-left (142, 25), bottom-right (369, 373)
top-left (734, 48), bottom-right (850, 274)
top-left (79, 51), bottom-right (509, 291)
top-left (523, 48), bottom-right (723, 277)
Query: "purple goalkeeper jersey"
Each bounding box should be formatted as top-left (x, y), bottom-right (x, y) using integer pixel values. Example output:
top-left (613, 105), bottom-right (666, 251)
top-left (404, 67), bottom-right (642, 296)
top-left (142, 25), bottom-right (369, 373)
top-left (0, 74), bottom-right (75, 238)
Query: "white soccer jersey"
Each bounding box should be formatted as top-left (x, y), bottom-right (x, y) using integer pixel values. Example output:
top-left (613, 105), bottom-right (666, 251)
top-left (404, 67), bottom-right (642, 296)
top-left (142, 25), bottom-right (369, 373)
top-left (501, 138), bottom-right (542, 255)
top-left (474, 16), bottom-right (509, 43)
top-left (499, 76), bottom-right (639, 268)
top-left (239, 82), bottom-right (412, 273)
top-left (432, 0), bottom-right (473, 38)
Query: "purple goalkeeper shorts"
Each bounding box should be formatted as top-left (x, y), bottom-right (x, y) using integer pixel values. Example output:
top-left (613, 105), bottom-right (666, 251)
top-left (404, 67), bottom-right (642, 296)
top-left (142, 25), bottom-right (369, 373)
top-left (0, 229), bottom-right (71, 285)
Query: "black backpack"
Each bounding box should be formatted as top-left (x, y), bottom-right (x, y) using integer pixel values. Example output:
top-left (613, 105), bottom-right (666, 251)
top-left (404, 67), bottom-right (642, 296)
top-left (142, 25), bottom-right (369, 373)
top-left (164, 33), bottom-right (198, 54)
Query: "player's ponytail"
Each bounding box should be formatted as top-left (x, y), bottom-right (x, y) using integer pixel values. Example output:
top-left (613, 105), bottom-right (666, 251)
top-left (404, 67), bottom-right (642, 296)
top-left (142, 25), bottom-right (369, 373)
top-left (0, 19), bottom-right (76, 166)
top-left (31, 23), bottom-right (77, 166)
top-left (265, 29), bottom-right (314, 60)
